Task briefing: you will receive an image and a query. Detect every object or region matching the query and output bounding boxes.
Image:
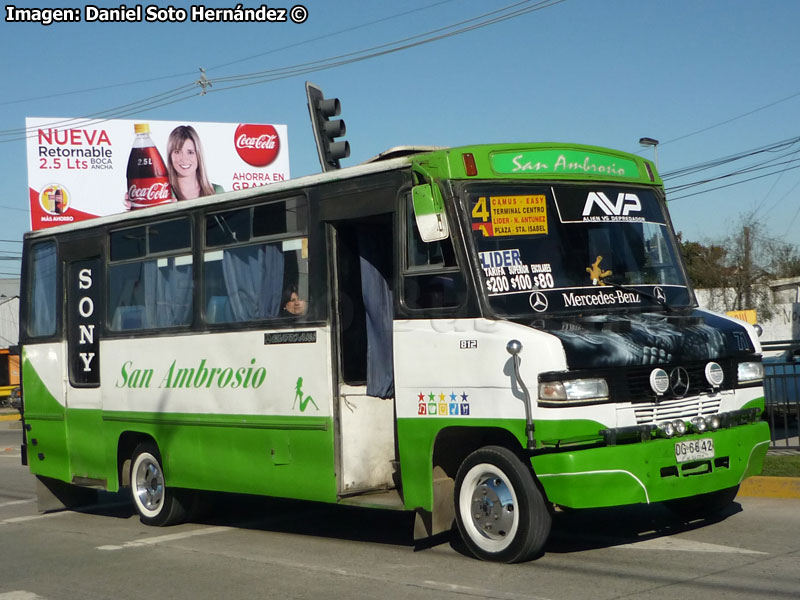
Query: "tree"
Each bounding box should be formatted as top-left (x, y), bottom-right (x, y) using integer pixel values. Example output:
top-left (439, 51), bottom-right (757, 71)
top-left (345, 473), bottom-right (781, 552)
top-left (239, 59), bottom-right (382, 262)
top-left (767, 243), bottom-right (800, 279)
top-left (677, 213), bottom-right (799, 320)
top-left (677, 234), bottom-right (730, 289)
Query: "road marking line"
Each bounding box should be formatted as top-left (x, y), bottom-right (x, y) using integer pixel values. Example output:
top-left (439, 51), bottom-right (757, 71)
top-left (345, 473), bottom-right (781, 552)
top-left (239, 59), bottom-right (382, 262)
top-left (0, 592), bottom-right (46, 600)
top-left (0, 498), bottom-right (36, 509)
top-left (169, 547), bottom-right (553, 600)
top-left (617, 537), bottom-right (768, 554)
top-left (0, 511), bottom-right (70, 525)
top-left (96, 525), bottom-right (233, 550)
top-left (421, 581), bottom-right (554, 600)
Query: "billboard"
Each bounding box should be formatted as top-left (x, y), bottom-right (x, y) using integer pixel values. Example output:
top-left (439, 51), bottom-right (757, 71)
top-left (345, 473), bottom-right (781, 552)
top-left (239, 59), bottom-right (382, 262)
top-left (25, 117), bottom-right (290, 230)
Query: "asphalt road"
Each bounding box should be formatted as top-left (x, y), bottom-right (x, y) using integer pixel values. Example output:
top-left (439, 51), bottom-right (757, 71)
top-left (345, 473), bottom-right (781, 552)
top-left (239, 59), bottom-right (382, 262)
top-left (2, 421), bottom-right (799, 600)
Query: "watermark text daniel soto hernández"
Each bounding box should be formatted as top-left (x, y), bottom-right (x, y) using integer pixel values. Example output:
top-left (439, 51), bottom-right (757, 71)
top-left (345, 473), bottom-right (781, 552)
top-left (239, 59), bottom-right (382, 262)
top-left (4, 4), bottom-right (309, 25)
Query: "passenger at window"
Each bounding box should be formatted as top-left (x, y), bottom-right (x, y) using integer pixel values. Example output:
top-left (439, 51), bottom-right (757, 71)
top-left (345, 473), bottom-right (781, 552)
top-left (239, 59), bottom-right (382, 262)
top-left (281, 285), bottom-right (307, 317)
top-left (166, 125), bottom-right (224, 200)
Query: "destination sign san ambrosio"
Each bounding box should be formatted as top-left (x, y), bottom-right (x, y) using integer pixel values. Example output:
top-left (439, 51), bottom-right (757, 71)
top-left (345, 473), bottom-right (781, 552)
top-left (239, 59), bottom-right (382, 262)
top-left (491, 149), bottom-right (642, 180)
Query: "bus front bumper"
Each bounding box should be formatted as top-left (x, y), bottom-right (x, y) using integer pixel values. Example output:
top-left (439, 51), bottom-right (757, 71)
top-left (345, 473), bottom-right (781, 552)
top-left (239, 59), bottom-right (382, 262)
top-left (531, 421), bottom-right (770, 508)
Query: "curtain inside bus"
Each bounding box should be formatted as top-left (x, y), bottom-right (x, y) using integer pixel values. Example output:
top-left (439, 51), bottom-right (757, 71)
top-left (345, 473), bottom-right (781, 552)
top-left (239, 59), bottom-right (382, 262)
top-left (357, 229), bottom-right (394, 399)
top-left (222, 243), bottom-right (284, 321)
top-left (142, 260), bottom-right (193, 328)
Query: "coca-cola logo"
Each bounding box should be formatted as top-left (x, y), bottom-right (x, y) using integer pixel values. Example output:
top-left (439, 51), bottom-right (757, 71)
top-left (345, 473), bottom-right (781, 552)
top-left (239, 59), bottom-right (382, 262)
top-left (234, 124), bottom-right (280, 167)
top-left (128, 181), bottom-right (171, 202)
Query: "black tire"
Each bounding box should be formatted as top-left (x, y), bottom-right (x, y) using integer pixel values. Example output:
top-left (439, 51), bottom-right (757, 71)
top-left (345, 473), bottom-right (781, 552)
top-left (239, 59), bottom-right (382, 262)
top-left (130, 442), bottom-right (187, 526)
top-left (665, 485), bottom-right (740, 520)
top-left (454, 446), bottom-right (551, 563)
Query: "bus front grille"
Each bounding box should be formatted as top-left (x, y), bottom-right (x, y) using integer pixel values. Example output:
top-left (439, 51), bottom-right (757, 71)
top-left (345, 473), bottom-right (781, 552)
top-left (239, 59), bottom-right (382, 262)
top-left (633, 395), bottom-right (722, 426)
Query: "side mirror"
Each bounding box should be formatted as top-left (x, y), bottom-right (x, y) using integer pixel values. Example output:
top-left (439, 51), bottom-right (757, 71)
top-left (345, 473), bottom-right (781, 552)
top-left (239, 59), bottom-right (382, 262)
top-left (411, 183), bottom-right (449, 242)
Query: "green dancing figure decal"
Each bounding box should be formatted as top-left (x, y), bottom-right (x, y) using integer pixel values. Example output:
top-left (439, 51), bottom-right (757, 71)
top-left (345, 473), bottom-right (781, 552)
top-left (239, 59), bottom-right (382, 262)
top-left (293, 377), bottom-right (319, 412)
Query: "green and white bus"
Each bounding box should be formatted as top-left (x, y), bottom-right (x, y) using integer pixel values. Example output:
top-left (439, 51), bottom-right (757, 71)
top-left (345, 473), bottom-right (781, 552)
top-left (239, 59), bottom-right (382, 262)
top-left (19, 142), bottom-right (770, 563)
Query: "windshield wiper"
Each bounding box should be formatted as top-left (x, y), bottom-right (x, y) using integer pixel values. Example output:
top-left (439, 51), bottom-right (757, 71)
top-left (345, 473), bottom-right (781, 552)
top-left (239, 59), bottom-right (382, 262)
top-left (603, 280), bottom-right (674, 312)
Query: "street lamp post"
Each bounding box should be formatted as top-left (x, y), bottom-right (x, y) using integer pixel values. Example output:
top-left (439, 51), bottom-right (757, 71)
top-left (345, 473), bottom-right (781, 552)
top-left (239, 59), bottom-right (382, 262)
top-left (639, 137), bottom-right (659, 169)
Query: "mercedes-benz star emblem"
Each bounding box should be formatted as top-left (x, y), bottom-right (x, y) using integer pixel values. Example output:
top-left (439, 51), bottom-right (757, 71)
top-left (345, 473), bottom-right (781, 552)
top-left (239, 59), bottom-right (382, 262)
top-left (654, 286), bottom-right (666, 303)
top-left (669, 367), bottom-right (690, 398)
top-left (529, 292), bottom-right (548, 313)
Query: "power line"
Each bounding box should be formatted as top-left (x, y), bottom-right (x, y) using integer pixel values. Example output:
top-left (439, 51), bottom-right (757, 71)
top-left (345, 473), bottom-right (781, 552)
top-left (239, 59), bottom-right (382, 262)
top-left (659, 89), bottom-right (800, 148)
top-left (0, 0), bottom-right (566, 142)
top-left (782, 201), bottom-right (800, 238)
top-left (0, 0), bottom-right (460, 108)
top-left (666, 156), bottom-right (800, 194)
top-left (205, 0), bottom-right (461, 72)
top-left (760, 149), bottom-right (800, 219)
top-left (752, 232), bottom-right (798, 249)
top-left (662, 135), bottom-right (800, 179)
top-left (0, 73), bottom-right (196, 109)
top-left (0, 84), bottom-right (199, 141)
top-left (666, 163), bottom-right (800, 201)
top-left (209, 0), bottom-right (564, 89)
top-left (661, 134), bottom-right (800, 207)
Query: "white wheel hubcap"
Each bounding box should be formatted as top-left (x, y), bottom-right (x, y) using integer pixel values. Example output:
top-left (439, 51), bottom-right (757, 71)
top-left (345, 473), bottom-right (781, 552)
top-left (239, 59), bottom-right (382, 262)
top-left (459, 463), bottom-right (519, 552)
top-left (133, 452), bottom-right (164, 518)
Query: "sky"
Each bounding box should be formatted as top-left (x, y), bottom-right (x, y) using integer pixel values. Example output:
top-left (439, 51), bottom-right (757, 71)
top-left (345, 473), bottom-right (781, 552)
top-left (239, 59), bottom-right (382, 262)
top-left (2, 0), bottom-right (800, 279)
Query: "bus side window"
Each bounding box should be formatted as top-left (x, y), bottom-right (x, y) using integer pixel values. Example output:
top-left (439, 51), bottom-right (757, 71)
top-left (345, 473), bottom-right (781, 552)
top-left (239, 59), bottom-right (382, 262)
top-left (403, 193), bottom-right (464, 310)
top-left (203, 197), bottom-right (309, 325)
top-left (203, 242), bottom-right (287, 323)
top-left (108, 219), bottom-right (193, 332)
top-left (28, 241), bottom-right (58, 338)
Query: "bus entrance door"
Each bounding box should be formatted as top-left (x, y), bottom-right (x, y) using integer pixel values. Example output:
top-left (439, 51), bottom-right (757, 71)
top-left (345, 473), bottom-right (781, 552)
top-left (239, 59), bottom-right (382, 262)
top-left (330, 220), bottom-right (397, 496)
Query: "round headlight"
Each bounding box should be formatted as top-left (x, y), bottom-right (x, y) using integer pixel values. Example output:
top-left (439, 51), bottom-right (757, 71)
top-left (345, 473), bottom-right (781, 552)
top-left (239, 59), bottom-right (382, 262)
top-left (691, 416), bottom-right (707, 432)
top-left (659, 420), bottom-right (676, 438)
top-left (673, 420), bottom-right (687, 436)
top-left (650, 368), bottom-right (669, 395)
top-left (705, 362), bottom-right (724, 387)
top-left (708, 415), bottom-right (721, 430)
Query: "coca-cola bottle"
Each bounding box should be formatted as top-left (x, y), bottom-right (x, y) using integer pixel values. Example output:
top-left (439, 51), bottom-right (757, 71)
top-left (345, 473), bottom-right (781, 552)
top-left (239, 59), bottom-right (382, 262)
top-left (126, 123), bottom-right (172, 210)
top-left (53, 187), bottom-right (63, 214)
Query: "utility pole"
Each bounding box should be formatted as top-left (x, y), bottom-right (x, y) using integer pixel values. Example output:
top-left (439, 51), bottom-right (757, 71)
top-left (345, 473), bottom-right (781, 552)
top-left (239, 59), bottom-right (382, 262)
top-left (743, 225), bottom-right (752, 308)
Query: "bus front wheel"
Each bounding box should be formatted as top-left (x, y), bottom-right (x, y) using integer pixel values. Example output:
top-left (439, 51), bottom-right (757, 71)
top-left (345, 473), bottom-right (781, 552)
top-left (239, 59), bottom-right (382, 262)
top-left (130, 442), bottom-right (187, 526)
top-left (454, 446), bottom-right (551, 563)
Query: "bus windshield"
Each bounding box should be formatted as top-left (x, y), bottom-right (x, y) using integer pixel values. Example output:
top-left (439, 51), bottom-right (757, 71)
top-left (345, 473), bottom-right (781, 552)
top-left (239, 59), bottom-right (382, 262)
top-left (465, 183), bottom-right (693, 317)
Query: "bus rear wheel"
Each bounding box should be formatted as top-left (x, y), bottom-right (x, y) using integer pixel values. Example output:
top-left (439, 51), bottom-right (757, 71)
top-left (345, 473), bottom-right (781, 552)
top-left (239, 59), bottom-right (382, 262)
top-left (130, 442), bottom-right (187, 526)
top-left (454, 446), bottom-right (551, 563)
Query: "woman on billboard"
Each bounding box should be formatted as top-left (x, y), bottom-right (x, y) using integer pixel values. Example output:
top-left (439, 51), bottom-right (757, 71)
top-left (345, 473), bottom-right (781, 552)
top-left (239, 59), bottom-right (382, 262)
top-left (166, 125), bottom-right (224, 200)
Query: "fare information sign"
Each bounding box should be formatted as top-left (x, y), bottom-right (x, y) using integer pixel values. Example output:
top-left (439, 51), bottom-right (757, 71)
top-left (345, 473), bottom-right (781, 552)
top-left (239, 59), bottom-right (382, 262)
top-left (488, 195), bottom-right (548, 236)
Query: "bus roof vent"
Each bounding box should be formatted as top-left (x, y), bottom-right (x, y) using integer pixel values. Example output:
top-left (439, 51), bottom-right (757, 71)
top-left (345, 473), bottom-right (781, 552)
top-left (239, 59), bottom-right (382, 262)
top-left (362, 146), bottom-right (446, 164)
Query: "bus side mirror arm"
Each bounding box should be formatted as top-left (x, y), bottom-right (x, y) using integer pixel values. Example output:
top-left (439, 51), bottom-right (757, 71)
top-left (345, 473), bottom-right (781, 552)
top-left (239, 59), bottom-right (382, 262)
top-left (507, 340), bottom-right (536, 451)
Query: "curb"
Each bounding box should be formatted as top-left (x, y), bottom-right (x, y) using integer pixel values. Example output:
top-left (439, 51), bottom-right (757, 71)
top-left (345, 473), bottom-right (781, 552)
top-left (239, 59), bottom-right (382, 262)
top-left (0, 413), bottom-right (20, 422)
top-left (739, 476), bottom-right (800, 500)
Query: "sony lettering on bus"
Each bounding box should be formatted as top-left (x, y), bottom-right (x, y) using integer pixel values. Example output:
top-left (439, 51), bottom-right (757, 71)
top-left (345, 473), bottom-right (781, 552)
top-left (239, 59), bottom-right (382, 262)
top-left (25, 117), bottom-right (290, 231)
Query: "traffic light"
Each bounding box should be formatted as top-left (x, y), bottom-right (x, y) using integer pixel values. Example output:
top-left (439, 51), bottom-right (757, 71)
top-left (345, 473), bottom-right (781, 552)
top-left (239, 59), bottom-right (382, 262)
top-left (306, 81), bottom-right (350, 172)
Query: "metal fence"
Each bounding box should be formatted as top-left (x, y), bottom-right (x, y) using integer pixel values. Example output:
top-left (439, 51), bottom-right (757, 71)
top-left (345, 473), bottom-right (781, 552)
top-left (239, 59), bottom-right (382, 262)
top-left (763, 356), bottom-right (800, 449)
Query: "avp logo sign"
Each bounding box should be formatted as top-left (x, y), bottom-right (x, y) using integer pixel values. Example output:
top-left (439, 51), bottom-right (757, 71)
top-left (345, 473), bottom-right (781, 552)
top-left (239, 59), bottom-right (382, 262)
top-left (583, 192), bottom-right (641, 217)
